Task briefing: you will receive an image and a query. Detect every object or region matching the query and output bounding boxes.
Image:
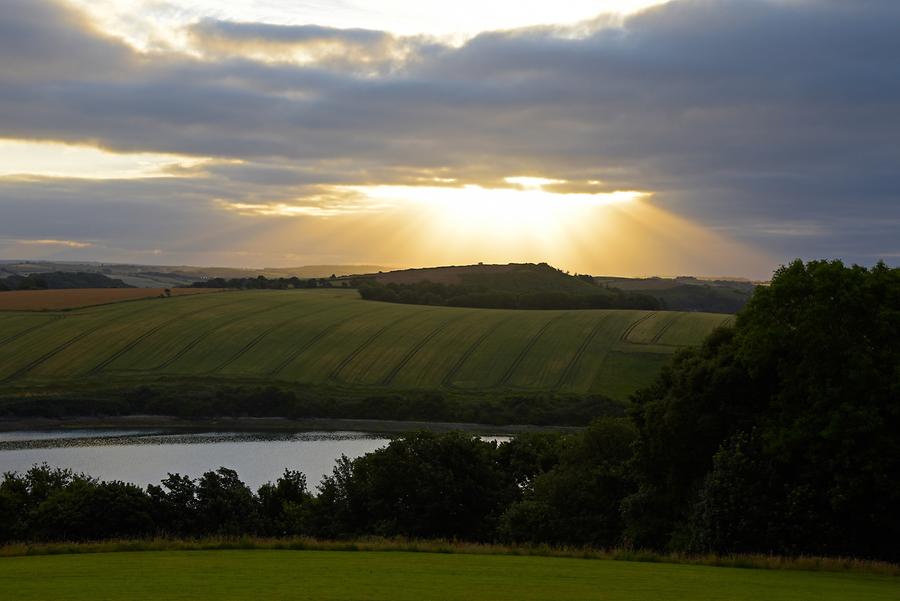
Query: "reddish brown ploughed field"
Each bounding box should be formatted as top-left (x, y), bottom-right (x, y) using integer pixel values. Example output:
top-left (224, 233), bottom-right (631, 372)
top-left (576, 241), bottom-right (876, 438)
top-left (0, 288), bottom-right (223, 311)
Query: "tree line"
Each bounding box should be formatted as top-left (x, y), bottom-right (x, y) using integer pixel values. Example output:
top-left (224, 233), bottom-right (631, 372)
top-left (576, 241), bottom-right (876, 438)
top-left (190, 276), bottom-right (343, 290)
top-left (357, 280), bottom-right (662, 310)
top-left (1, 259), bottom-right (896, 561)
top-left (0, 387), bottom-right (621, 427)
top-left (0, 423), bottom-right (656, 546)
top-left (0, 271), bottom-right (132, 291)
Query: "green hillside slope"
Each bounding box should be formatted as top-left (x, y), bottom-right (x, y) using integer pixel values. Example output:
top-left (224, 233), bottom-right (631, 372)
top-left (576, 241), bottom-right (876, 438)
top-left (0, 289), bottom-right (730, 401)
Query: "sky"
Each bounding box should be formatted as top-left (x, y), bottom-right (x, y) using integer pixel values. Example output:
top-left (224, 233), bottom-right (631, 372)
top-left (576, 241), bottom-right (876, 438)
top-left (1, 0), bottom-right (898, 279)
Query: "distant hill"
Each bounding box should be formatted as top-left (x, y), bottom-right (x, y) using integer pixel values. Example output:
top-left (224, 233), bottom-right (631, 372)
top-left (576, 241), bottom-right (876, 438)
top-left (0, 271), bottom-right (132, 291)
top-left (366, 263), bottom-right (595, 292)
top-left (0, 261), bottom-right (394, 288)
top-left (353, 263), bottom-right (662, 310)
top-left (595, 276), bottom-right (758, 313)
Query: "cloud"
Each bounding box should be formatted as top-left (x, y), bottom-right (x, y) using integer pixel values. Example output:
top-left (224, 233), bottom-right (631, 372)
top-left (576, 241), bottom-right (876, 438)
top-left (1, 0), bottom-right (899, 271)
top-left (13, 238), bottom-right (94, 248)
top-left (186, 19), bottom-right (410, 70)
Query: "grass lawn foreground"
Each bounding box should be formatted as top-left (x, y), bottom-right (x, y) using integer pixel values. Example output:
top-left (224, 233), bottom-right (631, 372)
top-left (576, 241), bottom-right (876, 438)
top-left (1, 550), bottom-right (897, 600)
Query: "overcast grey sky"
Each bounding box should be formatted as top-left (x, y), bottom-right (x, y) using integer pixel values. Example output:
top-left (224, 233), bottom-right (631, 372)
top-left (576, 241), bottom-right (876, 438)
top-left (1, 0), bottom-right (898, 278)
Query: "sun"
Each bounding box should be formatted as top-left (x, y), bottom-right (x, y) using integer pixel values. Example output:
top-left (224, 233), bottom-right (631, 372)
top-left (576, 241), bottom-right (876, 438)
top-left (337, 178), bottom-right (648, 269)
top-left (354, 178), bottom-right (647, 236)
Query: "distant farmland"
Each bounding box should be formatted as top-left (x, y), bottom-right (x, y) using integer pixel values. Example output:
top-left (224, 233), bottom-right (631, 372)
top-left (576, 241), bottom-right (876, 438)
top-left (0, 288), bottom-right (221, 311)
top-left (0, 289), bottom-right (731, 400)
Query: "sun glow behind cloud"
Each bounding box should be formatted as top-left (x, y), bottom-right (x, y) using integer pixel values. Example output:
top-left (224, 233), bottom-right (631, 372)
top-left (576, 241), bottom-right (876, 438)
top-left (350, 183), bottom-right (642, 270)
top-left (68, 1), bottom-right (670, 51)
top-left (215, 180), bottom-right (772, 277)
top-left (0, 139), bottom-right (207, 179)
top-left (353, 182), bottom-right (647, 240)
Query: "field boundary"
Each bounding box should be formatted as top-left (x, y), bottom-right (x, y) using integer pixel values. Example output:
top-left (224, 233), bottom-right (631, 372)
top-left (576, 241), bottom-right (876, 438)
top-left (1, 538), bottom-right (896, 577)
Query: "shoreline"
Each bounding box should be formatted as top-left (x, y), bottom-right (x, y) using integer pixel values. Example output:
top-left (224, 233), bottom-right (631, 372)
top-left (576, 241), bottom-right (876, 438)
top-left (0, 415), bottom-right (581, 435)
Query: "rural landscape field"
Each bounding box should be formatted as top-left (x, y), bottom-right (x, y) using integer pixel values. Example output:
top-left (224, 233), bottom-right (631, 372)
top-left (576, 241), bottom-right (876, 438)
top-left (2, 0), bottom-right (899, 598)
top-left (0, 289), bottom-right (729, 400)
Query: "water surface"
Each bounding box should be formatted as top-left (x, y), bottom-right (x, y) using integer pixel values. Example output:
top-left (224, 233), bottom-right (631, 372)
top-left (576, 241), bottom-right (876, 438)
top-left (0, 430), bottom-right (391, 490)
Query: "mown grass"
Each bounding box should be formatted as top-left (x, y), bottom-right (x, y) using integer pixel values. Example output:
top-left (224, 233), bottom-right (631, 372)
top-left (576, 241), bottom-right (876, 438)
top-left (2, 538), bottom-right (898, 577)
top-left (0, 541), bottom-right (897, 601)
top-left (0, 289), bottom-right (728, 401)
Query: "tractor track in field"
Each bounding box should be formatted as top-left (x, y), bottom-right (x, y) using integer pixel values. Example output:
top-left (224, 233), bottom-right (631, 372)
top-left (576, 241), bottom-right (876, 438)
top-left (0, 315), bottom-right (65, 346)
top-left (86, 298), bottom-right (248, 376)
top-left (328, 311), bottom-right (427, 383)
top-left (4, 298), bottom-right (188, 382)
top-left (269, 308), bottom-right (388, 377)
top-left (214, 304), bottom-right (339, 373)
top-left (380, 313), bottom-right (465, 386)
top-left (441, 315), bottom-right (514, 389)
top-left (154, 298), bottom-right (299, 371)
top-left (555, 315), bottom-right (609, 390)
top-left (618, 312), bottom-right (657, 343)
top-left (648, 313), bottom-right (682, 345)
top-left (497, 313), bottom-right (568, 387)
top-left (2, 327), bottom-right (101, 382)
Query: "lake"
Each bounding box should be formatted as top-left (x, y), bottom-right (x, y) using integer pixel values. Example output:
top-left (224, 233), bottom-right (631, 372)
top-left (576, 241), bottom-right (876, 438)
top-left (0, 429), bottom-right (512, 490)
top-left (0, 430), bottom-right (393, 490)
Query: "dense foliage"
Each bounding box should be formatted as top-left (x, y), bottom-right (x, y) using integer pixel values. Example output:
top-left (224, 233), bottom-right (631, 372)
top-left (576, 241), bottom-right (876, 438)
top-left (190, 276), bottom-right (341, 289)
top-left (644, 284), bottom-right (751, 313)
top-left (595, 277), bottom-right (756, 313)
top-left (0, 424), bottom-right (628, 545)
top-left (0, 271), bottom-right (132, 291)
top-left (0, 387), bottom-right (622, 427)
top-left (357, 280), bottom-right (661, 310)
top-left (626, 260), bottom-right (900, 560)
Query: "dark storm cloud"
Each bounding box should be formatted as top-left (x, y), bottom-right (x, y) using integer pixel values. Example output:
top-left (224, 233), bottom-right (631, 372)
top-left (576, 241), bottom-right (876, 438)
top-left (1, 0), bottom-right (899, 266)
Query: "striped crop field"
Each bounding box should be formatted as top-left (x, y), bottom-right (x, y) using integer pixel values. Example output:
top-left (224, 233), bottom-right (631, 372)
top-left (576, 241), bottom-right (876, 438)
top-left (0, 289), bottom-right (730, 399)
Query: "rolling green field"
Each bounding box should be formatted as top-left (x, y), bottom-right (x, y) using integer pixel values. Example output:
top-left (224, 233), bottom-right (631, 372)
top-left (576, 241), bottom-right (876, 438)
top-left (1, 550), bottom-right (896, 601)
top-left (0, 289), bottom-right (731, 400)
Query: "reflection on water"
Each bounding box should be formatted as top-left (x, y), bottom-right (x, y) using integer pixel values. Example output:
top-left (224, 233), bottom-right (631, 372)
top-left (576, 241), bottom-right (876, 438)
top-left (0, 430), bottom-right (512, 490)
top-left (0, 430), bottom-right (392, 490)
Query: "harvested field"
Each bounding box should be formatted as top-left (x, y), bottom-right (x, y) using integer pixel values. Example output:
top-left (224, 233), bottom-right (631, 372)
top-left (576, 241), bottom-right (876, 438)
top-left (0, 288), bottom-right (223, 311)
